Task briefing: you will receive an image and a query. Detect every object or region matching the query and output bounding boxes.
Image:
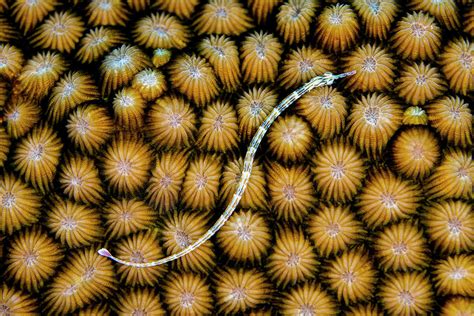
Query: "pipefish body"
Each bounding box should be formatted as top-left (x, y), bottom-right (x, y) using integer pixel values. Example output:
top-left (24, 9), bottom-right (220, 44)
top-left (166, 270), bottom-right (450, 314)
top-left (98, 71), bottom-right (356, 268)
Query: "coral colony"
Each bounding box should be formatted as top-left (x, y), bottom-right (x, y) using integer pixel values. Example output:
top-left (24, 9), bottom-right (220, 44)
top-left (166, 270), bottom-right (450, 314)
top-left (0, 0), bottom-right (473, 315)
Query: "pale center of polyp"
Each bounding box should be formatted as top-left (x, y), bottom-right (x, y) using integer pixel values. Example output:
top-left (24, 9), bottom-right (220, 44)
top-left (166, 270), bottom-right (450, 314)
top-left (329, 13), bottom-right (343, 25)
top-left (449, 267), bottom-right (467, 280)
top-left (415, 74), bottom-right (427, 86)
top-left (299, 60), bottom-right (313, 73)
top-left (175, 230), bottom-right (191, 248)
top-left (326, 223), bottom-right (340, 237)
top-left (75, 118), bottom-right (90, 135)
top-left (286, 253), bottom-right (300, 267)
top-left (83, 267), bottom-right (95, 281)
top-left (139, 73), bottom-right (157, 86)
top-left (283, 185), bottom-right (296, 201)
top-left (411, 143), bottom-right (425, 160)
top-left (0, 56), bottom-right (7, 68)
top-left (2, 192), bottom-right (16, 209)
top-left (255, 43), bottom-right (266, 59)
top-left (230, 287), bottom-right (246, 301)
top-left (160, 175), bottom-right (172, 188)
top-left (119, 95), bottom-right (134, 108)
top-left (70, 176), bottom-right (83, 187)
top-left (411, 23), bottom-right (427, 38)
top-left (364, 107), bottom-right (379, 126)
top-left (215, 7), bottom-right (228, 18)
top-left (459, 52), bottom-right (472, 69)
top-left (194, 173), bottom-right (207, 189)
top-left (341, 271), bottom-right (356, 284)
top-left (98, 1), bottom-right (112, 10)
top-left (111, 54), bottom-right (130, 69)
top-left (448, 218), bottom-right (462, 236)
top-left (213, 115), bottom-right (224, 131)
top-left (392, 242), bottom-right (408, 255)
top-left (52, 23), bottom-right (66, 35)
top-left (320, 96), bottom-right (333, 109)
top-left (188, 65), bottom-right (202, 79)
top-left (236, 224), bottom-right (252, 241)
top-left (28, 144), bottom-right (44, 161)
top-left (399, 291), bottom-right (414, 306)
top-left (367, 0), bottom-right (381, 14)
top-left (63, 284), bottom-right (79, 296)
top-left (380, 193), bottom-right (397, 209)
top-left (250, 101), bottom-right (263, 116)
top-left (0, 304), bottom-right (9, 313)
top-left (36, 63), bottom-right (52, 75)
top-left (331, 162), bottom-right (345, 180)
top-left (130, 250), bottom-right (145, 263)
top-left (362, 57), bottom-right (377, 73)
top-left (180, 292), bottom-right (195, 308)
top-left (299, 305), bottom-right (315, 316)
top-left (153, 26), bottom-right (168, 37)
top-left (62, 82), bottom-right (76, 97)
top-left (23, 251), bottom-right (39, 267)
top-left (167, 113), bottom-right (182, 128)
top-left (61, 217), bottom-right (77, 230)
top-left (117, 161), bottom-right (132, 176)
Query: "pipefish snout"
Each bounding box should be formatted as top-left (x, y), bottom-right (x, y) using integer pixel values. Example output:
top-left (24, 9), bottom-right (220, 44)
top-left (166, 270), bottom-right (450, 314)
top-left (98, 71), bottom-right (356, 268)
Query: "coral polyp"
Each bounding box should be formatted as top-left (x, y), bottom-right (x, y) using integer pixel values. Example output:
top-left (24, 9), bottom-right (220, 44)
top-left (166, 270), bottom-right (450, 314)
top-left (343, 44), bottom-right (396, 92)
top-left (276, 0), bottom-right (318, 45)
top-left (101, 135), bottom-right (153, 195)
top-left (315, 4), bottom-right (359, 53)
top-left (347, 93), bottom-right (403, 157)
top-left (357, 169), bottom-right (422, 228)
top-left (102, 198), bottom-right (157, 239)
top-left (324, 249), bottom-right (377, 304)
top-left (168, 54), bottom-right (219, 106)
top-left (424, 200), bottom-right (474, 254)
top-left (391, 12), bottom-right (442, 61)
top-left (193, 0), bottom-right (253, 36)
top-left (0, 174), bottom-right (41, 235)
top-left (146, 95), bottom-right (197, 149)
top-left (162, 271), bottom-right (213, 315)
top-left (30, 11), bottom-right (85, 53)
top-left (266, 227), bottom-right (318, 287)
top-left (279, 46), bottom-right (335, 89)
top-left (241, 31), bottom-right (283, 83)
top-left (216, 209), bottom-right (271, 262)
top-left (114, 231), bottom-right (166, 286)
top-left (133, 12), bottom-right (189, 49)
top-left (5, 226), bottom-right (63, 292)
top-left (391, 127), bottom-right (440, 179)
top-left (296, 86), bottom-right (347, 139)
top-left (438, 38), bottom-right (473, 95)
top-left (267, 114), bottom-right (313, 163)
top-left (214, 268), bottom-right (272, 313)
top-left (161, 211), bottom-right (215, 273)
top-left (13, 125), bottom-right (63, 193)
top-left (267, 164), bottom-right (316, 223)
top-left (197, 101), bottom-right (239, 152)
top-left (311, 139), bottom-right (366, 202)
top-left (306, 204), bottom-right (364, 257)
top-left (146, 151), bottom-right (189, 213)
top-left (427, 96), bottom-right (472, 147)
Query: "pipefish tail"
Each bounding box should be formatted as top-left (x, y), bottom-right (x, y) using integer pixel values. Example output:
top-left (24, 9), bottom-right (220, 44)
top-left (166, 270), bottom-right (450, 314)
top-left (98, 71), bottom-right (356, 268)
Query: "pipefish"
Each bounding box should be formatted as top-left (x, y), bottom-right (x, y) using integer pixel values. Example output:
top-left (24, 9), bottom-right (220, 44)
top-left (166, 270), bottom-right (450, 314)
top-left (98, 71), bottom-right (356, 268)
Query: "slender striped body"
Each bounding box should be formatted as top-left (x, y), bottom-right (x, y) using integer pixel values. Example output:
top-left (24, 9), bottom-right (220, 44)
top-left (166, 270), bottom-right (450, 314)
top-left (98, 71), bottom-right (356, 268)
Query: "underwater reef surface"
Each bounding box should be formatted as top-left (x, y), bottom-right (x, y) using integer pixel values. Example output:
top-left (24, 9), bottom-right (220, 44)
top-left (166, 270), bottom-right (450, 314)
top-left (0, 0), bottom-right (473, 315)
